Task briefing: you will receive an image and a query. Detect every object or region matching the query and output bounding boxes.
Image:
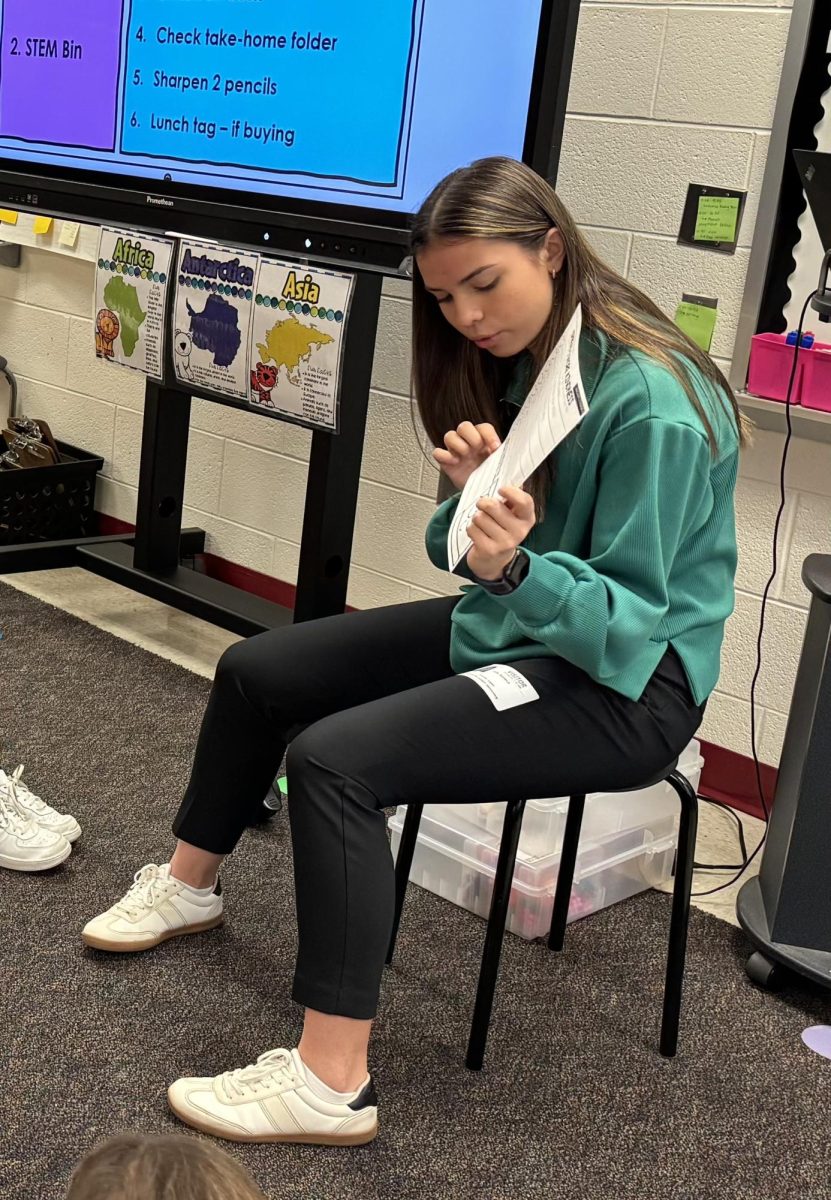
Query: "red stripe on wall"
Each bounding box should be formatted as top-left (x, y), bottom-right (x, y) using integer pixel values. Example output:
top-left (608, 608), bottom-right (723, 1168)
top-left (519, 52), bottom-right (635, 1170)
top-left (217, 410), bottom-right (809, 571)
top-left (98, 515), bottom-right (134, 536)
top-left (197, 552), bottom-right (305, 612)
top-left (698, 740), bottom-right (775, 822)
top-left (96, 512), bottom-right (777, 820)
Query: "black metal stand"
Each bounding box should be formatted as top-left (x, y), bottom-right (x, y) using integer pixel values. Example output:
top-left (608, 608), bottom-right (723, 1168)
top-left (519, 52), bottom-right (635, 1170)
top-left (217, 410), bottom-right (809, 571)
top-left (0, 270), bottom-right (383, 635)
top-left (736, 553), bottom-right (831, 993)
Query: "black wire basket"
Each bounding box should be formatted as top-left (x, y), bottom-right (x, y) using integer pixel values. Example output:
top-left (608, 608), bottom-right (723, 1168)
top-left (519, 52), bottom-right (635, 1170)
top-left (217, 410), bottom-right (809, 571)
top-left (0, 438), bottom-right (105, 545)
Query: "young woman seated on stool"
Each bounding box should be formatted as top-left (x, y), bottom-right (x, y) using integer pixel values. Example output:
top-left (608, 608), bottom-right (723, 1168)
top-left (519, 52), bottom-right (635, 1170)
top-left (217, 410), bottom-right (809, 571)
top-left (82, 156), bottom-right (745, 1146)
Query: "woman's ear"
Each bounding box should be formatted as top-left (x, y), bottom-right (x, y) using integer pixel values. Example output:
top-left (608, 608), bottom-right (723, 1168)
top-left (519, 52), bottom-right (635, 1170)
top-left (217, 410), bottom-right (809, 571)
top-left (542, 228), bottom-right (566, 276)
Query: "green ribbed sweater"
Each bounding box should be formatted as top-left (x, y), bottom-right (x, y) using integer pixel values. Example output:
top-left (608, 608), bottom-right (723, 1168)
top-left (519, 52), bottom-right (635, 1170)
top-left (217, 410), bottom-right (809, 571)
top-left (425, 331), bottom-right (739, 704)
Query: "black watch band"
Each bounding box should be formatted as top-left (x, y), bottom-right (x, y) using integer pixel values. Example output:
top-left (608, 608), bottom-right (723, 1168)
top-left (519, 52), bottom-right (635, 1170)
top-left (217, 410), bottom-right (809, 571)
top-left (470, 549), bottom-right (530, 595)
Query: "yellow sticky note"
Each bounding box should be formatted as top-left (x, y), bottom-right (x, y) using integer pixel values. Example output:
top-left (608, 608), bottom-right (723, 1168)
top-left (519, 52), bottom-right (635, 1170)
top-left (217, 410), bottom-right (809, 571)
top-left (0, 209), bottom-right (19, 225)
top-left (58, 220), bottom-right (80, 247)
top-left (33, 216), bottom-right (53, 234)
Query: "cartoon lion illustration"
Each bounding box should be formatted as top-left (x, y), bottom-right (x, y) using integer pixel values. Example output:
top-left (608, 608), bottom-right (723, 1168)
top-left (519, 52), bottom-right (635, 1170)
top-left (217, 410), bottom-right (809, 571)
top-left (95, 308), bottom-right (120, 359)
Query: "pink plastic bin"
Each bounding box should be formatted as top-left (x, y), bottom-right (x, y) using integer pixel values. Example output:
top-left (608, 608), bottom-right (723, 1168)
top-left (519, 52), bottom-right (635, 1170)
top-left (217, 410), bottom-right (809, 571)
top-left (747, 333), bottom-right (804, 403)
top-left (800, 340), bottom-right (831, 412)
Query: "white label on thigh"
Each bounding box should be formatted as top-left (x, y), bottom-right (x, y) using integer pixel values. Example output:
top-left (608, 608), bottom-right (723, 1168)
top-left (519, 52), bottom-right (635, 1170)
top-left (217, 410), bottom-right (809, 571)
top-left (462, 665), bottom-right (540, 711)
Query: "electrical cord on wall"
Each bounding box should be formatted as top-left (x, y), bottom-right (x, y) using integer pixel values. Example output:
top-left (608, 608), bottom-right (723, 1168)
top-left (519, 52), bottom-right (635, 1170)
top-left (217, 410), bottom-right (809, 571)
top-left (691, 287), bottom-right (818, 898)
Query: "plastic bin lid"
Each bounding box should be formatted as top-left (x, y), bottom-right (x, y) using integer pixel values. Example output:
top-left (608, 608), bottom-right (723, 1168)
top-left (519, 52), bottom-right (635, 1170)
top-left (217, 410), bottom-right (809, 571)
top-left (525, 738), bottom-right (702, 813)
top-left (390, 816), bottom-right (677, 896)
top-left (389, 737), bottom-right (700, 867)
top-left (390, 798), bottom-right (680, 872)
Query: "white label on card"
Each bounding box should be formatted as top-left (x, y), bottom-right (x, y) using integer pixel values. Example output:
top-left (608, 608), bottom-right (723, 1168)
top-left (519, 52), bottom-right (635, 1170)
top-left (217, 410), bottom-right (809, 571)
top-left (462, 665), bottom-right (540, 711)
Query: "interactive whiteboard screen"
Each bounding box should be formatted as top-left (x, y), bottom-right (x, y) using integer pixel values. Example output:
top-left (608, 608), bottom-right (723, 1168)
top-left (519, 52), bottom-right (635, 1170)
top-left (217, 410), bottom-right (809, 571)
top-left (0, 1), bottom-right (573, 262)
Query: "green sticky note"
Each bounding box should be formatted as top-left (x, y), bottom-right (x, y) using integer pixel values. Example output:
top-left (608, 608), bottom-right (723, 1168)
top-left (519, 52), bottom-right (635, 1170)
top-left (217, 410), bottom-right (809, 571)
top-left (675, 301), bottom-right (717, 352)
top-left (694, 196), bottom-right (739, 243)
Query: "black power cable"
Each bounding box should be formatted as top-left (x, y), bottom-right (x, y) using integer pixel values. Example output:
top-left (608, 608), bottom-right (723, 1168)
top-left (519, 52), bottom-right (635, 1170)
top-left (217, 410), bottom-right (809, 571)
top-left (693, 794), bottom-right (748, 870)
top-left (692, 288), bottom-right (817, 898)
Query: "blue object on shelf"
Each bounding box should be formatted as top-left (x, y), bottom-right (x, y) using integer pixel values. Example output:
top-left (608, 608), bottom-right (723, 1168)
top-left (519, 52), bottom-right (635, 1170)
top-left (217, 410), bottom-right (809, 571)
top-left (785, 329), bottom-right (815, 347)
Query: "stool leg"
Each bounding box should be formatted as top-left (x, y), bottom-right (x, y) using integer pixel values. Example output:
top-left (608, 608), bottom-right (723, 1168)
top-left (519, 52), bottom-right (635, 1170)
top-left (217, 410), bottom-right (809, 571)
top-left (386, 802), bottom-right (423, 966)
top-left (660, 772), bottom-right (699, 1057)
top-left (466, 797), bottom-right (526, 1071)
top-left (548, 795), bottom-right (586, 951)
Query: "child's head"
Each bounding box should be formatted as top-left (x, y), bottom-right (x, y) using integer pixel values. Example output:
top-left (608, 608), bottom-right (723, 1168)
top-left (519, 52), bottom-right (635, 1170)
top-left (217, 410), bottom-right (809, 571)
top-left (66, 1133), bottom-right (267, 1200)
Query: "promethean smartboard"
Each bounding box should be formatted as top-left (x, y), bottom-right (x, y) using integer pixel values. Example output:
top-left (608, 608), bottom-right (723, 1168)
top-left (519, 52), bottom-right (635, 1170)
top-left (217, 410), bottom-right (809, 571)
top-left (0, 0), bottom-right (579, 269)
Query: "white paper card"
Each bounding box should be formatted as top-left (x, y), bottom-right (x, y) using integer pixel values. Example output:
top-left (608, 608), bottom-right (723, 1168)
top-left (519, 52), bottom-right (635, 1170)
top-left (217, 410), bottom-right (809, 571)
top-left (94, 227), bottom-right (175, 382)
top-left (448, 304), bottom-right (587, 571)
top-left (249, 259), bottom-right (354, 431)
top-left (462, 665), bottom-right (540, 711)
top-left (172, 240), bottom-right (260, 400)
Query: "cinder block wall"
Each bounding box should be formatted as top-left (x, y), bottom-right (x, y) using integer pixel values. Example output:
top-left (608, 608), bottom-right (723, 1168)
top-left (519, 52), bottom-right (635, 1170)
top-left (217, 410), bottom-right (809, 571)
top-left (3, 0), bottom-right (827, 767)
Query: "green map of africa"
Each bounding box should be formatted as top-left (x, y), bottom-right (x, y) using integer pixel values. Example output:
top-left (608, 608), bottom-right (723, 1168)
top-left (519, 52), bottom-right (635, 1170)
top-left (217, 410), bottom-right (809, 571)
top-left (104, 276), bottom-right (147, 358)
top-left (257, 314), bottom-right (334, 386)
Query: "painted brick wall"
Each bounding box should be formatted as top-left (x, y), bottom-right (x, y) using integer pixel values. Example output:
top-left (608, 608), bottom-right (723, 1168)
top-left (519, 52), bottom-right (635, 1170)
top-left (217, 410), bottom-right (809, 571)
top-left (3, 0), bottom-right (828, 768)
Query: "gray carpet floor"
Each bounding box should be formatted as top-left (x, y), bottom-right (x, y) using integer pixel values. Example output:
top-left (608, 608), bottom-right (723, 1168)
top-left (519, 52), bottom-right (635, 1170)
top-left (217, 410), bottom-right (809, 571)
top-left (2, 581), bottom-right (830, 1200)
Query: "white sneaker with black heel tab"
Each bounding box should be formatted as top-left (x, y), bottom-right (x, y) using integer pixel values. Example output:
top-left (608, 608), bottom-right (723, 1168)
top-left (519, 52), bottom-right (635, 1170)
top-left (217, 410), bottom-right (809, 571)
top-left (81, 862), bottom-right (224, 951)
top-left (167, 1048), bottom-right (379, 1146)
top-left (3, 766), bottom-right (82, 844)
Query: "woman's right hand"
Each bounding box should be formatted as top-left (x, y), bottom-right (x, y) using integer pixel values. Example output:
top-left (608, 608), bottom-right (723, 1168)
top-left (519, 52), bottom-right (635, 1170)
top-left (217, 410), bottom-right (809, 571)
top-left (433, 422), bottom-right (502, 492)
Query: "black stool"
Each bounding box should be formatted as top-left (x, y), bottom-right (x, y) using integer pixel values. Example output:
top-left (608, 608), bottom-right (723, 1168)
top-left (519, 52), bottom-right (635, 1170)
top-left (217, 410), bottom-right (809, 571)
top-left (386, 759), bottom-right (698, 1069)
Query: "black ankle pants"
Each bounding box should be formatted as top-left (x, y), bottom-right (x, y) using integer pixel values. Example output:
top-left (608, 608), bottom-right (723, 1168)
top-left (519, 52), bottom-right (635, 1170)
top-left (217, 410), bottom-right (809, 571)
top-left (173, 596), bottom-right (705, 1019)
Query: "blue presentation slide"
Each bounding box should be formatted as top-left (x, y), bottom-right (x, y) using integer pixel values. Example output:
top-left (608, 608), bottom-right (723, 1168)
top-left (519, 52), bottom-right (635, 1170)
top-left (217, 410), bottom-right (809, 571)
top-left (0, 0), bottom-right (546, 216)
top-left (122, 0), bottom-right (421, 188)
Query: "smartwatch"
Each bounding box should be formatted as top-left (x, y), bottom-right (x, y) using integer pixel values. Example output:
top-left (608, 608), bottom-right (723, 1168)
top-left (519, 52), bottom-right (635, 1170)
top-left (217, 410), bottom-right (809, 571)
top-left (470, 548), bottom-right (530, 595)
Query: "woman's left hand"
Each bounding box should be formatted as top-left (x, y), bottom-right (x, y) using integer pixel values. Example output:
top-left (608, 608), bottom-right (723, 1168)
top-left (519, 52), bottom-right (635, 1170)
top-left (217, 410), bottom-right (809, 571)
top-left (466, 486), bottom-right (537, 581)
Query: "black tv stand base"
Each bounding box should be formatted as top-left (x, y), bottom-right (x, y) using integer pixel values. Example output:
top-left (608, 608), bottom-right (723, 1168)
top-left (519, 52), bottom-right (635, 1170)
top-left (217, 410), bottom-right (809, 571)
top-left (737, 875), bottom-right (831, 992)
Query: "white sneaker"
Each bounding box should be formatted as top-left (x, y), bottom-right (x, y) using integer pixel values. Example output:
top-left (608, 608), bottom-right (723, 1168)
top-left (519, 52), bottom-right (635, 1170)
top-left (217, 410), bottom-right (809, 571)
top-left (0, 779), bottom-right (71, 872)
top-left (167, 1048), bottom-right (378, 1146)
top-left (3, 766), bottom-right (82, 843)
top-left (81, 862), bottom-right (224, 952)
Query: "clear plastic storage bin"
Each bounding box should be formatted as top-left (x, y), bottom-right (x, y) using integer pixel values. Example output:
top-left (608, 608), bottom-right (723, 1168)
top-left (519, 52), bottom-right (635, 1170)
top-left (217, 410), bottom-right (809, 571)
top-left (388, 740), bottom-right (703, 941)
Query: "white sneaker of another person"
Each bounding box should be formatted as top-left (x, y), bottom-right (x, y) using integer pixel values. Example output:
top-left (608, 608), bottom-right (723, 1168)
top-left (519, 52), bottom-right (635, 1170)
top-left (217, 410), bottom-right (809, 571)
top-left (0, 773), bottom-right (72, 871)
top-left (3, 766), bottom-right (82, 844)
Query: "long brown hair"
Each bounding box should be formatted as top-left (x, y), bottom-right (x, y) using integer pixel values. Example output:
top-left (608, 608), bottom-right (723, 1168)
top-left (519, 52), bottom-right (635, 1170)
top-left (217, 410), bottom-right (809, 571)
top-left (66, 1134), bottom-right (267, 1200)
top-left (411, 156), bottom-right (750, 514)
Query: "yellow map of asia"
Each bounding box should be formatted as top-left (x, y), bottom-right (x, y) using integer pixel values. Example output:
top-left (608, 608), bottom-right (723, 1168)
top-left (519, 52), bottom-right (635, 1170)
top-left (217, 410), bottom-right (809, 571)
top-left (256, 315), bottom-right (335, 388)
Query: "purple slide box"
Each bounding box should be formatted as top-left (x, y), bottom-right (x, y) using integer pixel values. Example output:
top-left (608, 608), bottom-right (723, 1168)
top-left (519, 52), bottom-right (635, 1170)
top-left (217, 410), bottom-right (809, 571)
top-left (0, 3), bottom-right (123, 150)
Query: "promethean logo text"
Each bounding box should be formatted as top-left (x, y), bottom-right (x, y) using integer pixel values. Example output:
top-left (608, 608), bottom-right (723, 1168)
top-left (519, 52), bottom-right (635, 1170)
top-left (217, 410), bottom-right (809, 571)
top-left (146, 195), bottom-right (174, 208)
